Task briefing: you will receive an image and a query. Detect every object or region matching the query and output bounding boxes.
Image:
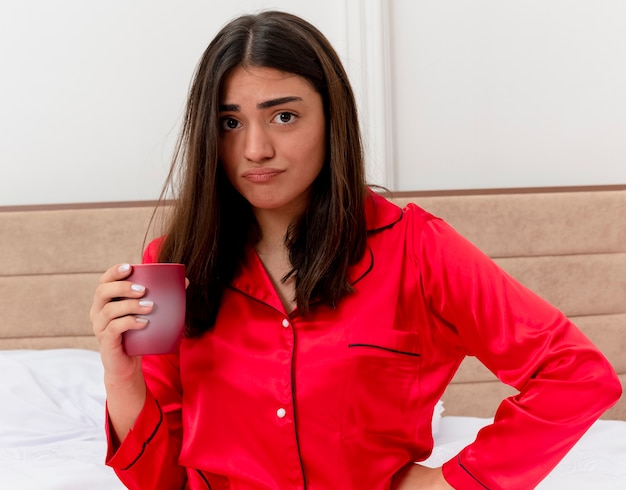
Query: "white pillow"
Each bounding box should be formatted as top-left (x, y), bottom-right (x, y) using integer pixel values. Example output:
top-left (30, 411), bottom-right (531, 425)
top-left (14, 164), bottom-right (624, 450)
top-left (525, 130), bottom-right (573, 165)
top-left (432, 399), bottom-right (445, 435)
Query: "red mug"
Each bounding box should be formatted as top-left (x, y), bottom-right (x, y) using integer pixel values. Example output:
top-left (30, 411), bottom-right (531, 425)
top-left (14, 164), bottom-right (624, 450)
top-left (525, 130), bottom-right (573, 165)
top-left (122, 263), bottom-right (186, 356)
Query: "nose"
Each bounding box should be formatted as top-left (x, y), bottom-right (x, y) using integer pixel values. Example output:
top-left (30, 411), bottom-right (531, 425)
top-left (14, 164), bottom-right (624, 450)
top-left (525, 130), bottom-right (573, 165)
top-left (243, 123), bottom-right (274, 162)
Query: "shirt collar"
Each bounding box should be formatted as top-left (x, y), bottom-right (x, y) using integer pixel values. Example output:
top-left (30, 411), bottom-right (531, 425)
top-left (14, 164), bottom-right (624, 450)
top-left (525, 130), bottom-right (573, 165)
top-left (364, 189), bottom-right (403, 233)
top-left (229, 189), bottom-right (403, 311)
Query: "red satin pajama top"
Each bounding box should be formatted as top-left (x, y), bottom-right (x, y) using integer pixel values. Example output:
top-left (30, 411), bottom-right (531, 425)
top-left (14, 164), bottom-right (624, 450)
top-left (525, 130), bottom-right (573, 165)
top-left (106, 191), bottom-right (621, 489)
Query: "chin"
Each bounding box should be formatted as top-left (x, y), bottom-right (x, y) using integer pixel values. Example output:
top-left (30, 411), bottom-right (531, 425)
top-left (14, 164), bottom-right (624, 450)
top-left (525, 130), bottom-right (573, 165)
top-left (245, 195), bottom-right (283, 210)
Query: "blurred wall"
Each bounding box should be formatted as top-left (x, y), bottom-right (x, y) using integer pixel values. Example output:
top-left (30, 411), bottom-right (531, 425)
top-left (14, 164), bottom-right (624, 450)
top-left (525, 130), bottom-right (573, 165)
top-left (1, 0), bottom-right (624, 205)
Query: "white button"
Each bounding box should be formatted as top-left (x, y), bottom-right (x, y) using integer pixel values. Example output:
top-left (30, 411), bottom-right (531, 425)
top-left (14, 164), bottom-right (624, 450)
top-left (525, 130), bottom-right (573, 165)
top-left (276, 407), bottom-right (287, 418)
top-left (281, 319), bottom-right (290, 328)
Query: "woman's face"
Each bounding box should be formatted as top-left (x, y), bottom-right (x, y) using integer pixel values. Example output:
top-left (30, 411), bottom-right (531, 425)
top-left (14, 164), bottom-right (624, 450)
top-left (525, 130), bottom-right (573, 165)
top-left (218, 66), bottom-right (326, 216)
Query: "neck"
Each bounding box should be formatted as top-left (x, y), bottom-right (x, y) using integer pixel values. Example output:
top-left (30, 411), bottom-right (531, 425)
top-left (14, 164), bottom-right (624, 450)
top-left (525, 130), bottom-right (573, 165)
top-left (253, 197), bottom-right (307, 254)
top-left (253, 208), bottom-right (295, 255)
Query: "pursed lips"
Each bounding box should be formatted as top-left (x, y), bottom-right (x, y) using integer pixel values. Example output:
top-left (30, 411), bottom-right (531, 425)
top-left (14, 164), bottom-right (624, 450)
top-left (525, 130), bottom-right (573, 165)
top-left (241, 168), bottom-right (284, 183)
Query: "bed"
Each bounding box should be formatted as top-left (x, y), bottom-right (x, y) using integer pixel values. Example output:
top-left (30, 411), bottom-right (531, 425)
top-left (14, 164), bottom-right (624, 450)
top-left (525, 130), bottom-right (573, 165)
top-left (1, 186), bottom-right (624, 489)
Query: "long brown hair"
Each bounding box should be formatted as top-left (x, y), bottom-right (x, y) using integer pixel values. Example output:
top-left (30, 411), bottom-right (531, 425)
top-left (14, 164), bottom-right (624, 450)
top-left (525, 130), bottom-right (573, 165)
top-left (157, 11), bottom-right (368, 336)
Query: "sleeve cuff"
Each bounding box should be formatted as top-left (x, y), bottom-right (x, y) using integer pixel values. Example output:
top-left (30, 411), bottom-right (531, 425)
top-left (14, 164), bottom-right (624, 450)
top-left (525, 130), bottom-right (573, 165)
top-left (442, 454), bottom-right (490, 490)
top-left (106, 389), bottom-right (164, 470)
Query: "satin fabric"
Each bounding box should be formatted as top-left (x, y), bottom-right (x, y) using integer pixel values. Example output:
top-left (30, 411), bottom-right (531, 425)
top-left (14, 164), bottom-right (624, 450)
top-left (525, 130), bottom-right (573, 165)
top-left (106, 191), bottom-right (621, 489)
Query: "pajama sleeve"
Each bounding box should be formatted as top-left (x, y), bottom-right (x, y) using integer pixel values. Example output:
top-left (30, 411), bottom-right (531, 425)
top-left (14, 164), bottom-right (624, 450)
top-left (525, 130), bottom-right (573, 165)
top-left (415, 216), bottom-right (622, 489)
top-left (105, 238), bottom-right (188, 489)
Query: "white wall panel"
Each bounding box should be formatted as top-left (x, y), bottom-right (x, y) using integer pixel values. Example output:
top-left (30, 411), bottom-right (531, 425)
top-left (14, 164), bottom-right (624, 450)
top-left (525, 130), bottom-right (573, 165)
top-left (0, 1), bottom-right (356, 205)
top-left (389, 0), bottom-right (626, 191)
top-left (3, 1), bottom-right (625, 204)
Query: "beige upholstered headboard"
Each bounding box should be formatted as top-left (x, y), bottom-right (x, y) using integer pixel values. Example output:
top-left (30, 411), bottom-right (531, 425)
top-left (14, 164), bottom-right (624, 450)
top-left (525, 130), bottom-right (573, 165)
top-left (0, 186), bottom-right (624, 419)
top-left (0, 202), bottom-right (164, 350)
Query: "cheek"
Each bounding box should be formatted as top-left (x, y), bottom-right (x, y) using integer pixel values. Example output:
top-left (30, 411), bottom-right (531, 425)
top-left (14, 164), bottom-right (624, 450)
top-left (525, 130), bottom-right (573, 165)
top-left (310, 134), bottom-right (327, 172)
top-left (289, 141), bottom-right (325, 177)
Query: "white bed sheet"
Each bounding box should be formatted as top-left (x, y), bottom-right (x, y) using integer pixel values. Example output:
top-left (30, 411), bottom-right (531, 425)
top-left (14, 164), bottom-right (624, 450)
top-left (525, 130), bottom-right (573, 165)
top-left (1, 349), bottom-right (624, 489)
top-left (0, 349), bottom-right (124, 490)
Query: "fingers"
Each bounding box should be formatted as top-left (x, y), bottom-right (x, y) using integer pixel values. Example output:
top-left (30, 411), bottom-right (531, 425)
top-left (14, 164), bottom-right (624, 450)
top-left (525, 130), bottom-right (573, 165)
top-left (100, 262), bottom-right (133, 284)
top-left (90, 263), bottom-right (152, 338)
top-left (91, 264), bottom-right (141, 314)
top-left (94, 306), bottom-right (152, 347)
top-left (100, 298), bottom-right (153, 330)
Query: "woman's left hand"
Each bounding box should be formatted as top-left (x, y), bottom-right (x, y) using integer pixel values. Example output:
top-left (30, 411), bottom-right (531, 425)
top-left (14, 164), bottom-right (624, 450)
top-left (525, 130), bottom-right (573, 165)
top-left (391, 464), bottom-right (454, 489)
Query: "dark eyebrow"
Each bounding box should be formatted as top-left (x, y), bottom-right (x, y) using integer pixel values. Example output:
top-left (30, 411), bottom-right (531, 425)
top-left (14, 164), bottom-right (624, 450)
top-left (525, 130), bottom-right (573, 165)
top-left (257, 96), bottom-right (303, 110)
top-left (219, 96), bottom-right (303, 113)
top-left (218, 104), bottom-right (240, 112)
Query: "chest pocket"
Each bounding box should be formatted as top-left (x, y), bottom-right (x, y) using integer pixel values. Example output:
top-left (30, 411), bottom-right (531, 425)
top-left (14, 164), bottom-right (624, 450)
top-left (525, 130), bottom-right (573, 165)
top-left (348, 328), bottom-right (421, 357)
top-left (342, 328), bottom-right (421, 441)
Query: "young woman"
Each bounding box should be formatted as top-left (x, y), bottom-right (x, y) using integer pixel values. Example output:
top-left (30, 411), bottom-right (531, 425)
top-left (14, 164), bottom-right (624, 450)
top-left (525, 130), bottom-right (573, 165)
top-left (91, 11), bottom-right (621, 490)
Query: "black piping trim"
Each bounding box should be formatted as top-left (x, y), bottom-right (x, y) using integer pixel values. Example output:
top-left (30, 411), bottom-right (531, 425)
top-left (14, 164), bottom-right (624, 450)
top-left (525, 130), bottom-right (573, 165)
top-left (348, 343), bottom-right (421, 357)
top-left (222, 293), bottom-right (308, 487)
top-left (367, 208), bottom-right (404, 233)
top-left (457, 455), bottom-right (490, 489)
top-left (195, 469), bottom-right (212, 489)
top-left (349, 246), bottom-right (375, 286)
top-left (227, 286), bottom-right (294, 315)
top-left (121, 399), bottom-right (164, 470)
top-left (290, 326), bottom-right (307, 488)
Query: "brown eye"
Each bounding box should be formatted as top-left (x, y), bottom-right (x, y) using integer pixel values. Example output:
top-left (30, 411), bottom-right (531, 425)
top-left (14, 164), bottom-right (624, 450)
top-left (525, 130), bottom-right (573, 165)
top-left (273, 112), bottom-right (296, 124)
top-left (221, 118), bottom-right (240, 130)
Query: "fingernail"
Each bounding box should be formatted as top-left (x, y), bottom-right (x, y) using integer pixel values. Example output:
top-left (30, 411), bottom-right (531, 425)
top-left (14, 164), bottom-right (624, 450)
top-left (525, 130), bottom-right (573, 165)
top-left (118, 263), bottom-right (131, 272)
top-left (131, 284), bottom-right (145, 293)
top-left (139, 300), bottom-right (153, 307)
top-left (136, 317), bottom-right (149, 324)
